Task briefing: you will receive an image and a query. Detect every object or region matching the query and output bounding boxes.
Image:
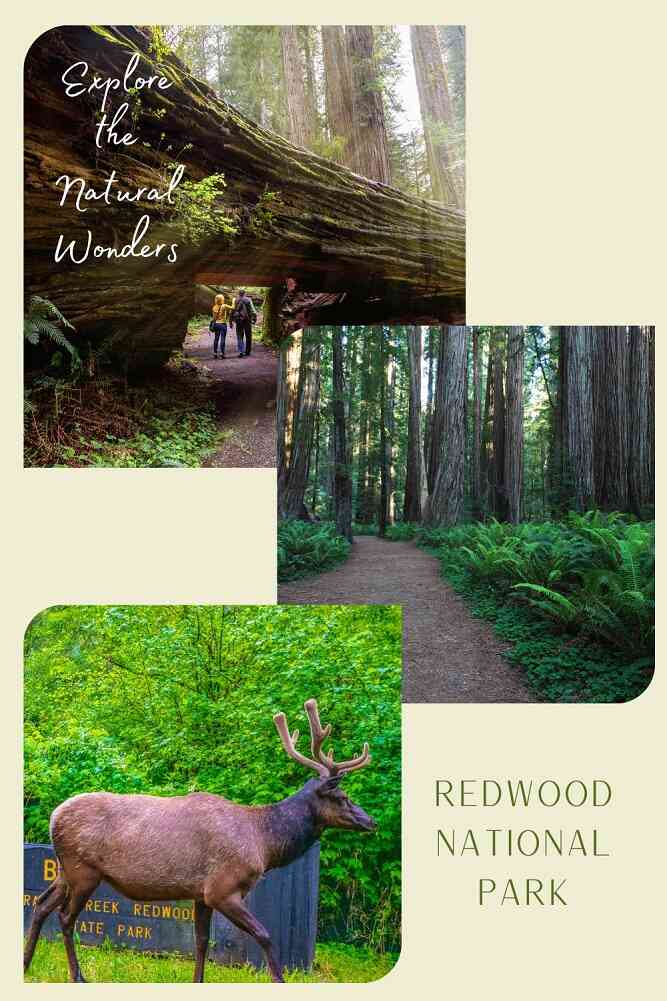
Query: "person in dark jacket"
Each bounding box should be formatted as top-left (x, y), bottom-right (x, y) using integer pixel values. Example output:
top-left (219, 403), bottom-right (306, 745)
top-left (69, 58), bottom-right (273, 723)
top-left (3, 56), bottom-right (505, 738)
top-left (232, 290), bottom-right (257, 357)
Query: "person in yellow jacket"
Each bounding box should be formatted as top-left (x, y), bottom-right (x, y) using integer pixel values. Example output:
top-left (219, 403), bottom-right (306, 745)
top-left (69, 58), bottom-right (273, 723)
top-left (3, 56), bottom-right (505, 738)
top-left (210, 294), bottom-right (231, 359)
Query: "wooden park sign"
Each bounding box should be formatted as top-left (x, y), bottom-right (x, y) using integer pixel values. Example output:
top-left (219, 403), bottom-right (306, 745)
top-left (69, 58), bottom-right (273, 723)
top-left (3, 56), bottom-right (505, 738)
top-left (24, 843), bottom-right (319, 972)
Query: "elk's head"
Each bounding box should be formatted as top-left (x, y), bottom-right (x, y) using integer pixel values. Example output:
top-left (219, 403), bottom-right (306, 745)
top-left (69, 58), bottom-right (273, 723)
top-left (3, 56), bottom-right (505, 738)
top-left (273, 699), bottom-right (376, 834)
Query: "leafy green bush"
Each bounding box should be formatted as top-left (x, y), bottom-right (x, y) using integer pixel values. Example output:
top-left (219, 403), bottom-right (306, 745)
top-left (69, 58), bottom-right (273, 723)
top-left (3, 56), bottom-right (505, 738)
top-left (24, 606), bottom-right (401, 950)
top-left (417, 512), bottom-right (654, 702)
top-left (278, 521), bottom-right (351, 581)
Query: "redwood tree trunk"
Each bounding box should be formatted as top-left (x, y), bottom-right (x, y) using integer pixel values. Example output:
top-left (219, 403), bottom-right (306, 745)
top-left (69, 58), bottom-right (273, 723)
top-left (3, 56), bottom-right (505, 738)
top-left (346, 26), bottom-right (392, 184)
top-left (491, 330), bottom-right (508, 520)
top-left (332, 330), bottom-right (353, 541)
top-left (480, 338), bottom-right (494, 515)
top-left (628, 325), bottom-right (655, 517)
top-left (562, 326), bottom-right (595, 512)
top-left (321, 26), bottom-right (355, 165)
top-left (592, 327), bottom-right (629, 511)
top-left (379, 334), bottom-right (389, 537)
top-left (277, 330), bottom-right (303, 503)
top-left (410, 25), bottom-right (461, 207)
top-left (280, 334), bottom-right (321, 520)
top-left (426, 326), bottom-right (467, 525)
top-left (471, 328), bottom-right (482, 520)
top-left (504, 327), bottom-right (524, 524)
top-left (280, 26), bottom-right (313, 149)
top-left (355, 334), bottom-right (373, 522)
top-left (427, 327), bottom-right (447, 494)
top-left (404, 327), bottom-right (426, 522)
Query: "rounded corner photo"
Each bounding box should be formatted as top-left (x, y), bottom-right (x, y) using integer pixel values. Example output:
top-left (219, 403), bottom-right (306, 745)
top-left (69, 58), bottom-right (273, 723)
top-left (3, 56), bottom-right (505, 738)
top-left (276, 325), bottom-right (655, 705)
top-left (23, 604), bottom-right (402, 984)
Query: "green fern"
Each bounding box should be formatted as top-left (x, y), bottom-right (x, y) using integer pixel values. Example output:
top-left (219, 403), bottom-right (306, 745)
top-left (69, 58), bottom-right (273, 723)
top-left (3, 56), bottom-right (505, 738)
top-left (24, 296), bottom-right (80, 369)
top-left (513, 583), bottom-right (579, 624)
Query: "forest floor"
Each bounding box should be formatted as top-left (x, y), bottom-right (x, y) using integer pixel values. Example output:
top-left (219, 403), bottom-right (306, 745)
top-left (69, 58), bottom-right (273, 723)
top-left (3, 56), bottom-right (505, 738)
top-left (183, 326), bottom-right (277, 468)
top-left (278, 536), bottom-right (537, 703)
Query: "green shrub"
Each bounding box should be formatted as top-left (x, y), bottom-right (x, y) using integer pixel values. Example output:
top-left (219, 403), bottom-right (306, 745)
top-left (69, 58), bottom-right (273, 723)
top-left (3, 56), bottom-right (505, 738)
top-left (384, 523), bottom-right (419, 541)
top-left (278, 521), bottom-right (351, 581)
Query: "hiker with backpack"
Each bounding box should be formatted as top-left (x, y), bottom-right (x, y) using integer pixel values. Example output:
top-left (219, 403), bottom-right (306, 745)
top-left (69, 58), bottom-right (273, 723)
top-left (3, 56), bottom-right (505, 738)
top-left (231, 289), bottom-right (257, 357)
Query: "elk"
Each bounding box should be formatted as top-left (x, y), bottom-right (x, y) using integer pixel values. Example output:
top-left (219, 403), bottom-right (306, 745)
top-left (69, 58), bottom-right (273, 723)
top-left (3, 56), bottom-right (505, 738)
top-left (23, 699), bottom-right (375, 984)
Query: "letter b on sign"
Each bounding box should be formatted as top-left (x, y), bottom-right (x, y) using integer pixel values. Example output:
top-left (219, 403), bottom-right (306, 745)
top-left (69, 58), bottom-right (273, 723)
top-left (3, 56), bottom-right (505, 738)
top-left (43, 858), bottom-right (58, 882)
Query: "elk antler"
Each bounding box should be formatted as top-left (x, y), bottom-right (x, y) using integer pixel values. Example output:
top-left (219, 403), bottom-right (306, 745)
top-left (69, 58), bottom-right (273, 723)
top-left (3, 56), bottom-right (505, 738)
top-left (273, 699), bottom-right (372, 779)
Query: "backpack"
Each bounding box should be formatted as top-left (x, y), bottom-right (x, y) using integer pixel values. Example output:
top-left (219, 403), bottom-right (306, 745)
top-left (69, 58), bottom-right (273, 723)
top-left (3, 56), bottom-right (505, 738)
top-left (235, 296), bottom-right (251, 323)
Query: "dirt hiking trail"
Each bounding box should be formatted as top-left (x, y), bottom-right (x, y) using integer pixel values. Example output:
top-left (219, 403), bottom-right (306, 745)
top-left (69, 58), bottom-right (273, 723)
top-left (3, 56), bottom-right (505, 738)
top-left (184, 327), bottom-right (276, 468)
top-left (278, 536), bottom-right (537, 703)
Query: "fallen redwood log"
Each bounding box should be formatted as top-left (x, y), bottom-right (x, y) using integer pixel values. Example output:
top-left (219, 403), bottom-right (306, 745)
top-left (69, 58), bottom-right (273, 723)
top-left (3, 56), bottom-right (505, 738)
top-left (24, 25), bottom-right (465, 369)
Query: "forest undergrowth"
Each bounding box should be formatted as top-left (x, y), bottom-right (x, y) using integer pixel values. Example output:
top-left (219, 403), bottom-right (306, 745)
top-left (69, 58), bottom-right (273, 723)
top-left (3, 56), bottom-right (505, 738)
top-left (277, 521), bottom-right (351, 581)
top-left (413, 511), bottom-right (654, 702)
top-left (24, 328), bottom-right (226, 468)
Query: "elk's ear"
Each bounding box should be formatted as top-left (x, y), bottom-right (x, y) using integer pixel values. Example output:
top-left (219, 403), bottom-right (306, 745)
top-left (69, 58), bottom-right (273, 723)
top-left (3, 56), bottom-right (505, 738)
top-left (317, 776), bottom-right (342, 795)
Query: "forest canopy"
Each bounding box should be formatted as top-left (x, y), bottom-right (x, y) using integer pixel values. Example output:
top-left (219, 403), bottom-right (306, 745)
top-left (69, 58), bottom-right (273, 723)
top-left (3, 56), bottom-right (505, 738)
top-left (24, 605), bottom-right (402, 951)
top-left (277, 326), bottom-right (655, 530)
top-left (163, 24), bottom-right (464, 204)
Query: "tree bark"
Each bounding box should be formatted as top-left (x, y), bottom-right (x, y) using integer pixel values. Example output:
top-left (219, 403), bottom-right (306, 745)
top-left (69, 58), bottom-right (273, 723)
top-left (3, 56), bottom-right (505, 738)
top-left (592, 327), bottom-right (629, 511)
top-left (410, 26), bottom-right (461, 207)
top-left (471, 328), bottom-right (482, 520)
top-left (426, 327), bottom-right (467, 525)
top-left (427, 327), bottom-right (447, 495)
top-left (388, 346), bottom-right (397, 524)
top-left (332, 330), bottom-right (353, 541)
top-left (504, 327), bottom-right (524, 524)
top-left (321, 26), bottom-right (355, 165)
top-left (300, 27), bottom-right (320, 146)
top-left (561, 326), bottom-right (595, 512)
top-left (423, 327), bottom-right (436, 480)
top-left (346, 26), bottom-right (392, 184)
top-left (379, 334), bottom-right (389, 537)
top-left (276, 331), bottom-right (303, 504)
top-left (628, 326), bottom-right (655, 517)
top-left (279, 334), bottom-right (320, 520)
top-left (25, 26), bottom-right (465, 370)
top-left (280, 26), bottom-right (313, 149)
top-left (355, 334), bottom-right (373, 522)
top-left (404, 327), bottom-right (426, 521)
top-left (491, 331), bottom-right (508, 520)
top-left (480, 336), bottom-right (494, 515)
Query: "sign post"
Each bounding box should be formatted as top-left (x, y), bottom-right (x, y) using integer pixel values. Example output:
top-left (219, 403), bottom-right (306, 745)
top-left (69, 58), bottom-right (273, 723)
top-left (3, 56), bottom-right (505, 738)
top-left (24, 843), bottom-right (319, 972)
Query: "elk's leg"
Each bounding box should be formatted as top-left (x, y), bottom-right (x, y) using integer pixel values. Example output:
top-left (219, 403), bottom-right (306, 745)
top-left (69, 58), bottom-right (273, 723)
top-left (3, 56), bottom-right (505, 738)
top-left (212, 893), bottom-right (284, 984)
top-left (24, 878), bottom-right (67, 973)
top-left (57, 868), bottom-right (100, 983)
top-left (193, 901), bottom-right (212, 983)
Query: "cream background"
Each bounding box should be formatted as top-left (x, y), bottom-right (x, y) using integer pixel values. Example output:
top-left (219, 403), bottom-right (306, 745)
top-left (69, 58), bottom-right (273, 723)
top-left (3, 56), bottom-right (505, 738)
top-left (3, 1), bottom-right (664, 996)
